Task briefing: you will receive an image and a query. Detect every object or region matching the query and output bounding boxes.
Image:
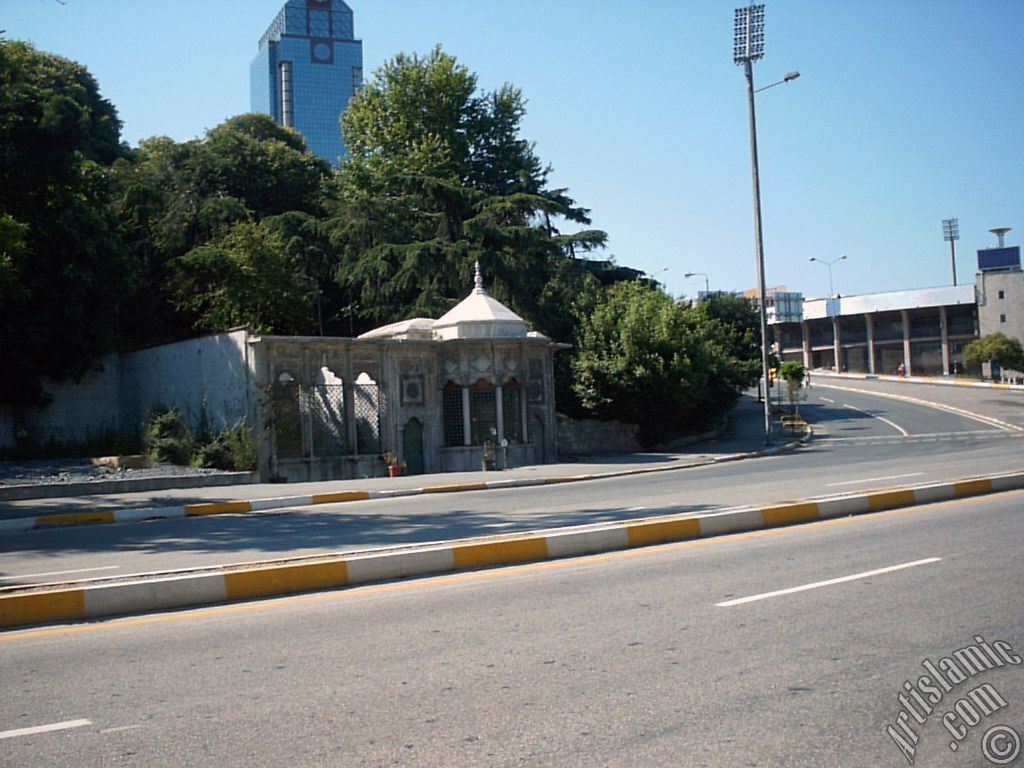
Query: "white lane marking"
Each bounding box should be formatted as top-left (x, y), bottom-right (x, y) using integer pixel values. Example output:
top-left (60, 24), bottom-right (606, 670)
top-left (827, 472), bottom-right (924, 487)
top-left (0, 566), bottom-right (120, 581)
top-left (816, 383), bottom-right (1017, 432)
top-left (817, 430), bottom-right (1002, 441)
top-left (0, 719), bottom-right (92, 740)
top-left (716, 557), bottom-right (941, 607)
top-left (100, 724), bottom-right (144, 735)
top-left (842, 402), bottom-right (909, 436)
top-left (819, 397), bottom-right (835, 403)
top-left (625, 506), bottom-right (647, 512)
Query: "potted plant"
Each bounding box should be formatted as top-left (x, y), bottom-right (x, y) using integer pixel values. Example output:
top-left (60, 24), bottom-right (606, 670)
top-left (382, 450), bottom-right (406, 477)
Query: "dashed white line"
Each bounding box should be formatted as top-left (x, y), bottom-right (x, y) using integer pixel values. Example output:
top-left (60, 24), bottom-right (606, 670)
top-left (842, 402), bottom-right (909, 436)
top-left (0, 719), bottom-right (92, 740)
top-left (819, 397), bottom-right (835, 404)
top-left (100, 724), bottom-right (145, 735)
top-left (827, 472), bottom-right (924, 487)
top-left (0, 566), bottom-right (120, 581)
top-left (716, 557), bottom-right (942, 607)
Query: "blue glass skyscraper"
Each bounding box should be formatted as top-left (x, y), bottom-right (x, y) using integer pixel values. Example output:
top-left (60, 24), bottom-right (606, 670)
top-left (250, 0), bottom-right (363, 165)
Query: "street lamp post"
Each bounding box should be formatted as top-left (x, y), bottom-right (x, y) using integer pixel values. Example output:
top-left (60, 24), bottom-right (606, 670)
top-left (808, 254), bottom-right (847, 297)
top-left (684, 271), bottom-right (710, 294)
top-left (734, 3), bottom-right (798, 445)
top-left (942, 218), bottom-right (959, 286)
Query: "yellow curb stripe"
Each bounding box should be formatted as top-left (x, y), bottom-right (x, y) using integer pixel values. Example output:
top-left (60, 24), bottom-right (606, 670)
top-left (543, 477), bottom-right (576, 485)
top-left (421, 483), bottom-right (488, 494)
top-left (0, 589), bottom-right (85, 628)
top-left (452, 538), bottom-right (549, 569)
top-left (311, 491), bottom-right (371, 504)
top-left (223, 561), bottom-right (349, 600)
top-left (185, 501), bottom-right (252, 517)
top-left (761, 502), bottom-right (821, 527)
top-left (625, 518), bottom-right (701, 546)
top-left (36, 511), bottom-right (116, 527)
top-left (867, 489), bottom-right (917, 511)
top-left (954, 479), bottom-right (992, 497)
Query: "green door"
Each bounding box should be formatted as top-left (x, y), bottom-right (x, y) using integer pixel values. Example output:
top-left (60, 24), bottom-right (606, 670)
top-left (402, 417), bottom-right (425, 475)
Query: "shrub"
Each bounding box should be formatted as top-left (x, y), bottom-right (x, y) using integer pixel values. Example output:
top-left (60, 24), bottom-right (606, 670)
top-left (192, 422), bottom-right (257, 471)
top-left (144, 408), bottom-right (195, 465)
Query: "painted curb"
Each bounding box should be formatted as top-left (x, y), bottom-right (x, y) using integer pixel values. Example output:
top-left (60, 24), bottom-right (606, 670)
top-left (2, 466), bottom-right (1020, 631)
top-left (1, 434), bottom-right (810, 534)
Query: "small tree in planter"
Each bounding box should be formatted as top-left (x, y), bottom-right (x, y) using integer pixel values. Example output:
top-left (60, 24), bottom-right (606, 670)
top-left (382, 450), bottom-right (406, 477)
top-left (777, 361), bottom-right (805, 417)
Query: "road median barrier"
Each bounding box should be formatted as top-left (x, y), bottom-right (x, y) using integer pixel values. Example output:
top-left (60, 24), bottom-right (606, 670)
top-left (2, 467), bottom-right (1022, 631)
top-left (1, 435), bottom-right (811, 535)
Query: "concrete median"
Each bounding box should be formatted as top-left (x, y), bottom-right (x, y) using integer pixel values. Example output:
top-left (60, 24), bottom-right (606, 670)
top-left (0, 435), bottom-right (809, 534)
top-left (2, 467), bottom-right (1021, 631)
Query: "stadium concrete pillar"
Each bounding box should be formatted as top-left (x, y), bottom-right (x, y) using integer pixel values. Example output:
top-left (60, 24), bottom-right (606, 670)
top-left (901, 309), bottom-right (912, 376)
top-left (832, 316), bottom-right (842, 372)
top-left (865, 313), bottom-right (876, 374)
top-left (940, 306), bottom-right (950, 374)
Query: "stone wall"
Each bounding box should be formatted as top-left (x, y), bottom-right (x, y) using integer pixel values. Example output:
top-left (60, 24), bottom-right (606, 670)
top-left (556, 416), bottom-right (642, 457)
top-left (119, 330), bottom-right (252, 435)
top-left (0, 330), bottom-right (251, 451)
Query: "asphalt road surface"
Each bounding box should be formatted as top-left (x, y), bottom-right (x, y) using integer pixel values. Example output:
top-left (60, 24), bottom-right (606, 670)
top-left (2, 381), bottom-right (1023, 586)
top-left (2, 489), bottom-right (1021, 767)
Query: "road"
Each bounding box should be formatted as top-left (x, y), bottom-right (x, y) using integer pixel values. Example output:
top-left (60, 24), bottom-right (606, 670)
top-left (2, 488), bottom-right (1021, 766)
top-left (2, 380), bottom-right (1023, 586)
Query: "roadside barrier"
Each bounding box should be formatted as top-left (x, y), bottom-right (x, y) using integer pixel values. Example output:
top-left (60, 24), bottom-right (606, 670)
top-left (2, 467), bottom-right (1020, 631)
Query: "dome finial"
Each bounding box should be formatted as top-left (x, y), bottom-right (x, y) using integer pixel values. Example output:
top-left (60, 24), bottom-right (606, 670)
top-left (473, 260), bottom-right (485, 295)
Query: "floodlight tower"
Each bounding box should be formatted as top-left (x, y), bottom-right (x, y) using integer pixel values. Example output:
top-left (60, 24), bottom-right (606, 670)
top-left (942, 218), bottom-right (959, 286)
top-left (734, 3), bottom-right (772, 444)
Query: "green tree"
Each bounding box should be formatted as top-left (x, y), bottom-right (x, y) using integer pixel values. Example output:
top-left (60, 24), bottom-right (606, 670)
top-left (963, 333), bottom-right (1024, 373)
top-left (169, 220), bottom-right (318, 334)
top-left (332, 47), bottom-right (606, 337)
top-left (341, 46), bottom-right (544, 196)
top-left (572, 282), bottom-right (763, 445)
top-left (778, 361), bottom-right (805, 414)
top-left (113, 114), bottom-right (335, 343)
top-left (0, 40), bottom-right (133, 405)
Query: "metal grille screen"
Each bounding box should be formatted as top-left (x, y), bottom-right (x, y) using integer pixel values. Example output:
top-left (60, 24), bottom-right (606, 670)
top-left (309, 384), bottom-right (347, 456)
top-left (502, 383), bottom-right (523, 443)
top-left (443, 388), bottom-right (464, 446)
top-left (272, 382), bottom-right (304, 458)
top-left (354, 380), bottom-right (381, 454)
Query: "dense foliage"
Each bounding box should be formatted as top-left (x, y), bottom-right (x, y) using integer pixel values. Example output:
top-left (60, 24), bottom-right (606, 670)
top-left (572, 282), bottom-right (760, 445)
top-left (963, 333), bottom-right (1024, 373)
top-left (2, 38), bottom-right (760, 445)
top-left (0, 40), bottom-right (132, 404)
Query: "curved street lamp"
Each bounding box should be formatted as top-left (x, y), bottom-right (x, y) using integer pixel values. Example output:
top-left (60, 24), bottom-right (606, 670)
top-left (684, 271), bottom-right (711, 294)
top-left (809, 254), bottom-right (847, 298)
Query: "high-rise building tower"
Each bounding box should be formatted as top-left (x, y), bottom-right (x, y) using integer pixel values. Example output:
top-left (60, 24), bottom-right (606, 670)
top-left (250, 0), bottom-right (363, 165)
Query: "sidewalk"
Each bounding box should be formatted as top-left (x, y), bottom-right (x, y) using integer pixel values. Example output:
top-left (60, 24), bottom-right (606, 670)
top-left (0, 396), bottom-right (779, 524)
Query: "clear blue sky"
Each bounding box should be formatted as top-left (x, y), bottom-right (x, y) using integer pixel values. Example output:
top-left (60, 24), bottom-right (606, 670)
top-left (5, 0), bottom-right (1023, 300)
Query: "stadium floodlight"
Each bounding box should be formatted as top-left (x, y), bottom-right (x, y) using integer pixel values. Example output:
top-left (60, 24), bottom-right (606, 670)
top-left (734, 2), bottom-right (798, 446)
top-left (733, 4), bottom-right (765, 65)
top-left (942, 217), bottom-right (959, 286)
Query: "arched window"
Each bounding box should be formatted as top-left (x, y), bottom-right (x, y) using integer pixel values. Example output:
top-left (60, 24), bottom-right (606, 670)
top-left (272, 372), bottom-right (303, 458)
top-left (353, 371), bottom-right (381, 454)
